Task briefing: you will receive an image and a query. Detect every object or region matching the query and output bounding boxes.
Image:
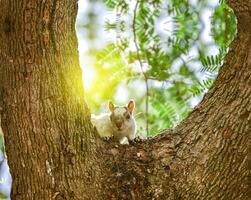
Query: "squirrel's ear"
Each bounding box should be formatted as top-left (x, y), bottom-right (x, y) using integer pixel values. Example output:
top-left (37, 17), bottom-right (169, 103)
top-left (127, 100), bottom-right (135, 113)
top-left (108, 101), bottom-right (115, 112)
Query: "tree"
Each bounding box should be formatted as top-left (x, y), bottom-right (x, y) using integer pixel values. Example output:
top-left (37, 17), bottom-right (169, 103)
top-left (0, 0), bottom-right (250, 199)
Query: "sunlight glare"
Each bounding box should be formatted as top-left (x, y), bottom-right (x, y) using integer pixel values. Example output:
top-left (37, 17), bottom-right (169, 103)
top-left (82, 67), bottom-right (97, 92)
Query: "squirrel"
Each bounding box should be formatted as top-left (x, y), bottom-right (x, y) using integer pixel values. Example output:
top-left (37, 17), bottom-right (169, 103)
top-left (91, 100), bottom-right (136, 144)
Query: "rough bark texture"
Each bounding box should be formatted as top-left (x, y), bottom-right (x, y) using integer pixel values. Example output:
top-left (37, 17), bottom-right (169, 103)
top-left (0, 0), bottom-right (250, 200)
top-left (0, 1), bottom-right (102, 199)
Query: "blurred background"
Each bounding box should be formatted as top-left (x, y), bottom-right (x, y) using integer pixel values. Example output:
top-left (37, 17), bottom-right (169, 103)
top-left (76, 0), bottom-right (236, 137)
top-left (0, 0), bottom-right (237, 198)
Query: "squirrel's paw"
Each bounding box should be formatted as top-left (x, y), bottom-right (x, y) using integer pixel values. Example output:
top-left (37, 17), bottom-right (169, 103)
top-left (103, 136), bottom-right (112, 141)
top-left (102, 135), bottom-right (115, 142)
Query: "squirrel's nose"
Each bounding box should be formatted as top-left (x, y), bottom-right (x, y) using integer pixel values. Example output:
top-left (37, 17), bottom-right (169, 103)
top-left (116, 122), bottom-right (122, 129)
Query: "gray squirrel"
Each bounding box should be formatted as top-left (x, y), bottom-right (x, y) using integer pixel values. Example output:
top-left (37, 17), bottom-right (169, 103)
top-left (91, 100), bottom-right (136, 144)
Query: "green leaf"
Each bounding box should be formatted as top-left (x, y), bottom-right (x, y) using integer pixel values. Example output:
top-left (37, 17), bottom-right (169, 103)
top-left (0, 193), bottom-right (7, 199)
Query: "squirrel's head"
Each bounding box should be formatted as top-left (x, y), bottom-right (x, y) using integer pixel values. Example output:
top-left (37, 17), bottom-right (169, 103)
top-left (108, 100), bottom-right (135, 131)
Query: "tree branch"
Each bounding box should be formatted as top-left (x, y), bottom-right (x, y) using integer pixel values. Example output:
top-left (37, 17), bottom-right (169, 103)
top-left (101, 1), bottom-right (251, 199)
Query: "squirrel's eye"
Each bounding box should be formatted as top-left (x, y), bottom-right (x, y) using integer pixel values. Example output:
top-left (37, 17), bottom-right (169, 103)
top-left (126, 114), bottom-right (130, 119)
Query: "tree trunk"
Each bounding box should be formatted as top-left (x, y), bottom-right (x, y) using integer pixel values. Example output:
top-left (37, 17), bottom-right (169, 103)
top-left (0, 0), bottom-right (250, 200)
top-left (0, 1), bottom-right (102, 199)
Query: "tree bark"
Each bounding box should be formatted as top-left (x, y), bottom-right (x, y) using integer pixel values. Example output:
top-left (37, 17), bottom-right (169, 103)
top-left (0, 0), bottom-right (250, 200)
top-left (0, 1), bottom-right (102, 199)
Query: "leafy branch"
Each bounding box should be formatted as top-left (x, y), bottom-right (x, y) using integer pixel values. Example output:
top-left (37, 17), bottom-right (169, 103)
top-left (81, 0), bottom-right (237, 136)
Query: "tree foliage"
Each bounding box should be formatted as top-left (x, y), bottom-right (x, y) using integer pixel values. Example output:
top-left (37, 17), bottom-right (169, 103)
top-left (77, 0), bottom-right (236, 136)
